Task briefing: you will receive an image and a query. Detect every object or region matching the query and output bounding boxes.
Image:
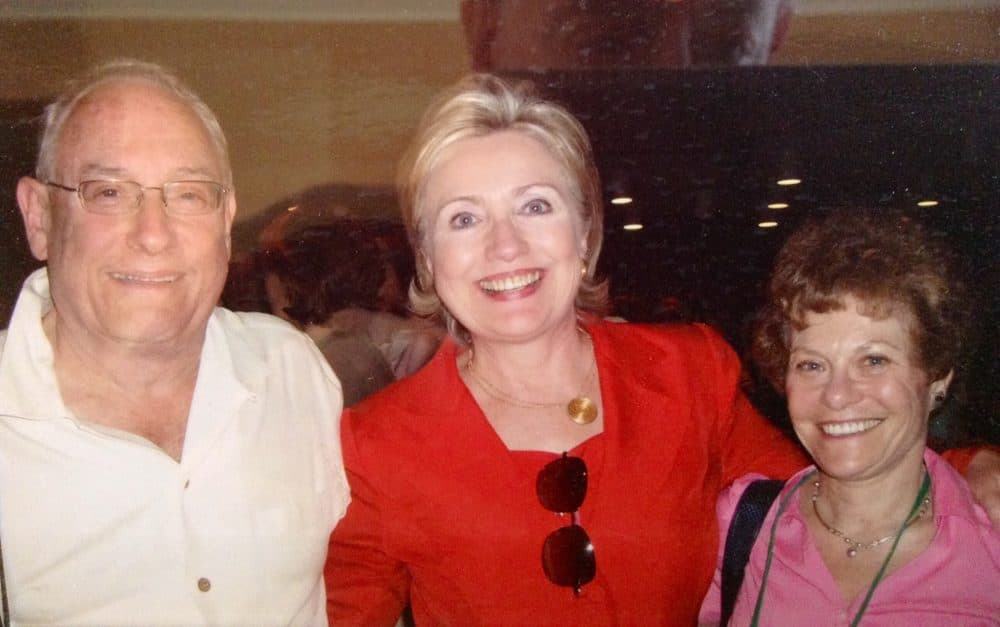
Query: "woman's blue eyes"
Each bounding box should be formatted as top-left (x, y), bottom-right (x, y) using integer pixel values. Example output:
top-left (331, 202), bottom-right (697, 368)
top-left (792, 355), bottom-right (891, 374)
top-left (864, 354), bottom-right (890, 368)
top-left (523, 199), bottom-right (553, 214)
top-left (448, 212), bottom-right (478, 229)
top-left (447, 199), bottom-right (553, 229)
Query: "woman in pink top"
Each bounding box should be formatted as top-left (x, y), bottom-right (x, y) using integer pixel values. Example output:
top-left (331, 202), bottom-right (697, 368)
top-left (699, 209), bottom-right (1000, 626)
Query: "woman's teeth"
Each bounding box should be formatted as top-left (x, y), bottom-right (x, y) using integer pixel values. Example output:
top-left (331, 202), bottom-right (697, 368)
top-left (480, 271), bottom-right (540, 293)
top-left (821, 419), bottom-right (883, 436)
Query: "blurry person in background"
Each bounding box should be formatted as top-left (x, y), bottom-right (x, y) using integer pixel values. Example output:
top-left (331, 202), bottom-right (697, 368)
top-left (364, 220), bottom-right (448, 379)
top-left (699, 210), bottom-right (999, 625)
top-left (261, 216), bottom-right (444, 404)
top-left (0, 60), bottom-right (348, 625)
top-left (461, 0), bottom-right (793, 71)
top-left (261, 221), bottom-right (395, 407)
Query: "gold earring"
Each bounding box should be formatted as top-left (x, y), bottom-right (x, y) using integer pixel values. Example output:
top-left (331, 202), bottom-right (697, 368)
top-left (580, 260), bottom-right (587, 277)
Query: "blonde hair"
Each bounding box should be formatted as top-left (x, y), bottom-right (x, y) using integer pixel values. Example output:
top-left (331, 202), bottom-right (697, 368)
top-left (397, 73), bottom-right (609, 342)
top-left (36, 58), bottom-right (232, 185)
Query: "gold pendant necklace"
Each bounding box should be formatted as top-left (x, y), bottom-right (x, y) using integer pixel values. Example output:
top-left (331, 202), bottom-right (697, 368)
top-left (465, 331), bottom-right (598, 425)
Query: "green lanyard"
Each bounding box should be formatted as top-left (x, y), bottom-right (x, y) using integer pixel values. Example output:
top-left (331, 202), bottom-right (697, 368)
top-left (749, 470), bottom-right (932, 627)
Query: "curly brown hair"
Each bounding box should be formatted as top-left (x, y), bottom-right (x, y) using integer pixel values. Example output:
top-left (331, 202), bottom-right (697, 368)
top-left (753, 208), bottom-right (970, 392)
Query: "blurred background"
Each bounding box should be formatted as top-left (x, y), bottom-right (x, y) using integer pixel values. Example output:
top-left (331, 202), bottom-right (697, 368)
top-left (1, 0), bottom-right (997, 441)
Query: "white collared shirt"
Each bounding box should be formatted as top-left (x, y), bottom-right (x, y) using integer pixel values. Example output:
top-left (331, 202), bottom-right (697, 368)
top-left (0, 268), bottom-right (349, 626)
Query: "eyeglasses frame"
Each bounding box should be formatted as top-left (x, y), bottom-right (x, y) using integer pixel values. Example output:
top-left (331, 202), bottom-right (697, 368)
top-left (44, 178), bottom-right (230, 216)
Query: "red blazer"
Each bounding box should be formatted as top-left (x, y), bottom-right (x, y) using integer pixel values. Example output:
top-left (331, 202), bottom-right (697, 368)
top-left (326, 321), bottom-right (807, 626)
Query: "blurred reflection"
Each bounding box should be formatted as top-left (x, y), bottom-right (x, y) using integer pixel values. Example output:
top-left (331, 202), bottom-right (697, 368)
top-left (462, 0), bottom-right (792, 70)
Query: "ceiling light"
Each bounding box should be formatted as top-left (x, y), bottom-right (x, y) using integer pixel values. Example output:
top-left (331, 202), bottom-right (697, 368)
top-left (916, 199), bottom-right (939, 207)
top-left (611, 196), bottom-right (633, 205)
top-left (758, 221), bottom-right (779, 229)
top-left (776, 178), bottom-right (801, 186)
top-left (767, 202), bottom-right (789, 209)
top-left (620, 203), bottom-right (643, 230)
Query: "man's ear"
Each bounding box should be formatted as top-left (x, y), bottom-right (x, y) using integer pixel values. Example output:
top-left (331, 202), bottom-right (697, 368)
top-left (16, 176), bottom-right (52, 261)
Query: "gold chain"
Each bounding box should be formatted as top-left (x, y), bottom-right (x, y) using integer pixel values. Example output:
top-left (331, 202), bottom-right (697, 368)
top-left (811, 469), bottom-right (931, 558)
top-left (464, 331), bottom-right (598, 424)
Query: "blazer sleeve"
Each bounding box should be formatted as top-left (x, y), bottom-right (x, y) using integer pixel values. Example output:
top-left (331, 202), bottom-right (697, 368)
top-left (694, 324), bottom-right (808, 484)
top-left (325, 408), bottom-right (410, 627)
top-left (940, 444), bottom-right (1000, 476)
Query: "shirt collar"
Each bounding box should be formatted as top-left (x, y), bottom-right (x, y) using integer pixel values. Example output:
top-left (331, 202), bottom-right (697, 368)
top-left (0, 268), bottom-right (255, 430)
top-left (0, 268), bottom-right (67, 419)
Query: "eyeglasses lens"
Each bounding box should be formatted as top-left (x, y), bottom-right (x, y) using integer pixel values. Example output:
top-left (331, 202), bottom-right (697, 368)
top-left (536, 454), bottom-right (587, 512)
top-left (542, 524), bottom-right (596, 589)
top-left (76, 180), bottom-right (223, 215)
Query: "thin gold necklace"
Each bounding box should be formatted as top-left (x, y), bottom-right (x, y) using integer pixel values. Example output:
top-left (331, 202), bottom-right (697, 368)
top-left (811, 468), bottom-right (932, 558)
top-left (464, 331), bottom-right (598, 425)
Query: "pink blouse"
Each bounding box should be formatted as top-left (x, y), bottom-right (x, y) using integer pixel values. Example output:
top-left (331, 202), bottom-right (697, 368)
top-left (699, 449), bottom-right (1000, 626)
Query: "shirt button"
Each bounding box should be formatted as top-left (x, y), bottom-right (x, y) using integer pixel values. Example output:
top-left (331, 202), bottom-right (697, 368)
top-left (184, 479), bottom-right (190, 489)
top-left (197, 577), bottom-right (211, 592)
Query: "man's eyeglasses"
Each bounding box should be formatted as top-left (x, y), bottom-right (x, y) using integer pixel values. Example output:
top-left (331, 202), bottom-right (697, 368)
top-left (536, 452), bottom-right (596, 595)
top-left (46, 179), bottom-right (229, 216)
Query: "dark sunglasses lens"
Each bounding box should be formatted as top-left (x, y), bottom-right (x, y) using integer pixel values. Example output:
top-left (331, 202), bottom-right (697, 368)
top-left (542, 524), bottom-right (596, 588)
top-left (536, 455), bottom-right (587, 513)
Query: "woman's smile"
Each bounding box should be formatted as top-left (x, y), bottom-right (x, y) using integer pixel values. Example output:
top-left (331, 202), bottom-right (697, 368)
top-left (478, 269), bottom-right (543, 295)
top-left (817, 418), bottom-right (884, 437)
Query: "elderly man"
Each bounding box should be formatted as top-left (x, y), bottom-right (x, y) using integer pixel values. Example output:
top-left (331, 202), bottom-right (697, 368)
top-left (0, 60), bottom-right (347, 625)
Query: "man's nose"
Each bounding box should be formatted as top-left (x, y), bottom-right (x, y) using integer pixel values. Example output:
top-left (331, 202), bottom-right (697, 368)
top-left (128, 188), bottom-right (174, 253)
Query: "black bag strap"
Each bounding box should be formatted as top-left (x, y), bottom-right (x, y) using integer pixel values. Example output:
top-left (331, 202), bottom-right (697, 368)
top-left (719, 478), bottom-right (784, 626)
